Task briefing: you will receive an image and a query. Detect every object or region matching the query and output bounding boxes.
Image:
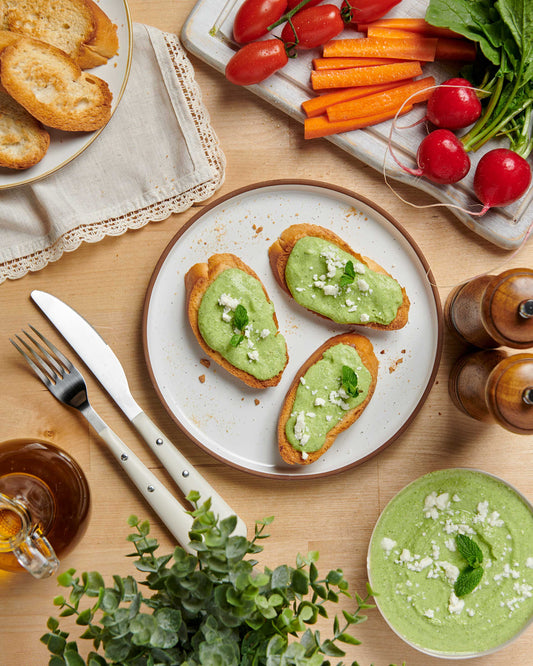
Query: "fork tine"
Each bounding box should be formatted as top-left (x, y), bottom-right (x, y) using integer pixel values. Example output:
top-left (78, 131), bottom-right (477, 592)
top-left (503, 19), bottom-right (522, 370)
top-left (28, 325), bottom-right (74, 372)
top-left (10, 335), bottom-right (52, 386)
top-left (22, 328), bottom-right (64, 377)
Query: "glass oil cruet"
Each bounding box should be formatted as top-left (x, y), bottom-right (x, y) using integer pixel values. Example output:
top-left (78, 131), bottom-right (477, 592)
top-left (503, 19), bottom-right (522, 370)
top-left (0, 492), bottom-right (59, 578)
top-left (0, 439), bottom-right (90, 578)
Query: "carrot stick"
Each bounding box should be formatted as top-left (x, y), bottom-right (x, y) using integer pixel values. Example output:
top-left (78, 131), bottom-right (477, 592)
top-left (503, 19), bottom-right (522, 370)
top-left (356, 18), bottom-right (463, 39)
top-left (304, 105), bottom-right (413, 139)
top-left (313, 57), bottom-right (405, 70)
top-left (326, 76), bottom-right (435, 121)
top-left (435, 38), bottom-right (476, 62)
top-left (311, 61), bottom-right (423, 91)
top-left (322, 37), bottom-right (437, 62)
top-left (302, 81), bottom-right (402, 118)
top-left (362, 27), bottom-right (476, 62)
top-left (366, 26), bottom-right (425, 40)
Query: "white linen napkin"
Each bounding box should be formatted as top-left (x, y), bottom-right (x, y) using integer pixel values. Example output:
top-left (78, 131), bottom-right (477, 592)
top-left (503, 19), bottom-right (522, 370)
top-left (0, 23), bottom-right (226, 283)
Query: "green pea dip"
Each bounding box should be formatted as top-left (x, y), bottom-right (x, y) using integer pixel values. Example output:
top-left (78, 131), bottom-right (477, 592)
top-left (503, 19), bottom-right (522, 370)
top-left (285, 237), bottom-right (403, 325)
top-left (284, 343), bottom-right (372, 457)
top-left (368, 469), bottom-right (533, 656)
top-left (198, 268), bottom-right (287, 381)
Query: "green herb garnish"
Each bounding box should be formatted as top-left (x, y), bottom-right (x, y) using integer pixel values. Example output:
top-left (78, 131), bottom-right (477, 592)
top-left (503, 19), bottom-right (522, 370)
top-left (342, 365), bottom-right (360, 397)
top-left (230, 303), bottom-right (249, 347)
top-left (339, 260), bottom-right (356, 287)
top-left (41, 496), bottom-right (378, 664)
top-left (454, 534), bottom-right (484, 596)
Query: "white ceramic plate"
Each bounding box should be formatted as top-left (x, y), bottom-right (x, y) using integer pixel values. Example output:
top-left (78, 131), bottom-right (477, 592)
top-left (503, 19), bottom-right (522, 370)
top-left (143, 181), bottom-right (443, 478)
top-left (181, 0), bottom-right (533, 249)
top-left (0, 0), bottom-right (132, 190)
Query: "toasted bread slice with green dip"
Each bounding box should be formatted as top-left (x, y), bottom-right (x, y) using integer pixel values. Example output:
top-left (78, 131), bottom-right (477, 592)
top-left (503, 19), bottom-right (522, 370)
top-left (278, 332), bottom-right (378, 465)
top-left (269, 223), bottom-right (409, 330)
top-left (185, 253), bottom-right (288, 388)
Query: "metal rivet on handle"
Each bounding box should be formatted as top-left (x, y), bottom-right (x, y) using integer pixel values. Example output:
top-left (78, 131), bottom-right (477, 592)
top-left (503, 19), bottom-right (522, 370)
top-left (147, 485), bottom-right (155, 493)
top-left (182, 470), bottom-right (190, 478)
top-left (156, 438), bottom-right (164, 446)
top-left (121, 453), bottom-right (128, 461)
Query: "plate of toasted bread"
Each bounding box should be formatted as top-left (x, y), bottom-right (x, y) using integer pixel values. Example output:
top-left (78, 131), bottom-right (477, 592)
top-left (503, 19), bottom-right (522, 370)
top-left (0, 0), bottom-right (132, 189)
top-left (143, 180), bottom-right (443, 478)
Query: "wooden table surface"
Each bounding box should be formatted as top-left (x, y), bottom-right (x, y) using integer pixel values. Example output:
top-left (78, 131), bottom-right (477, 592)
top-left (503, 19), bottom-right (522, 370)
top-left (1, 1), bottom-right (532, 664)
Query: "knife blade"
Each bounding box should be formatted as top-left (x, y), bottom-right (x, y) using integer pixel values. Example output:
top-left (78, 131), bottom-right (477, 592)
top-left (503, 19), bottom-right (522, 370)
top-left (31, 290), bottom-right (247, 537)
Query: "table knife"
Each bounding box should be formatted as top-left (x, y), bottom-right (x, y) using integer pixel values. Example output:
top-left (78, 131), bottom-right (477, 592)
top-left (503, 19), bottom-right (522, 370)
top-left (30, 290), bottom-right (247, 538)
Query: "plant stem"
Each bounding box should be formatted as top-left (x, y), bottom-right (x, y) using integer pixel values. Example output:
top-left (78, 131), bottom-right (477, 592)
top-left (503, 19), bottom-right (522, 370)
top-left (267, 0), bottom-right (314, 31)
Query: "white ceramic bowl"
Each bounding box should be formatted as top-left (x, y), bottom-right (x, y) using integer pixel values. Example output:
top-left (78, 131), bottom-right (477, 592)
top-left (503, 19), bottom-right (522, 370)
top-left (367, 468), bottom-right (533, 659)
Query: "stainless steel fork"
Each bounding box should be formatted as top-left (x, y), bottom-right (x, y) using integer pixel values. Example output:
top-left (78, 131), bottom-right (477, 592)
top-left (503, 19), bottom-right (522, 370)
top-left (11, 326), bottom-right (195, 551)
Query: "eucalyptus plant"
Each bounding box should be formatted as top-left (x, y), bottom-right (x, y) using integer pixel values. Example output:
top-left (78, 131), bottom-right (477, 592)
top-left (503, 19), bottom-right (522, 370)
top-left (41, 492), bottom-right (395, 666)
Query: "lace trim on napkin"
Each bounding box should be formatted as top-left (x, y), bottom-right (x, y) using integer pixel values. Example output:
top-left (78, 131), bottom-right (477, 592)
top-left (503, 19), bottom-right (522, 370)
top-left (0, 30), bottom-right (226, 284)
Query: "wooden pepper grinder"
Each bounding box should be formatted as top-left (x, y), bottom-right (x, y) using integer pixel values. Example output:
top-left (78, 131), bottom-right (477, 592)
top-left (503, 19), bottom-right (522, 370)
top-left (445, 268), bottom-right (533, 348)
top-left (449, 350), bottom-right (533, 434)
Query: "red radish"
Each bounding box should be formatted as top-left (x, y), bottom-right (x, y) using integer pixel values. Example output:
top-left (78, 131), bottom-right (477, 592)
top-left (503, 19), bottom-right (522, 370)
top-left (427, 78), bottom-right (482, 130)
top-left (474, 148), bottom-right (532, 214)
top-left (395, 129), bottom-right (470, 184)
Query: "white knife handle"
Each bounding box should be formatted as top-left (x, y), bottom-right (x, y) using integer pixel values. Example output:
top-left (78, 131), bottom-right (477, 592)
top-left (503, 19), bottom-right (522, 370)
top-left (131, 412), bottom-right (247, 537)
top-left (96, 425), bottom-right (195, 553)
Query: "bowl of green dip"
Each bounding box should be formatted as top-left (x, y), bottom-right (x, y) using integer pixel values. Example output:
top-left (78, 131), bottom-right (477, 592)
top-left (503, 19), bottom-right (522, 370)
top-left (368, 469), bottom-right (533, 658)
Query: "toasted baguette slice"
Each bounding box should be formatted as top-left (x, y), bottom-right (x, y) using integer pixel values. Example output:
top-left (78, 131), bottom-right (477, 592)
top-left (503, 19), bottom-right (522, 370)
top-left (185, 253), bottom-right (288, 388)
top-left (2, 0), bottom-right (118, 69)
top-left (76, 0), bottom-right (118, 68)
top-left (269, 224), bottom-right (410, 330)
top-left (0, 86), bottom-right (50, 168)
top-left (278, 332), bottom-right (378, 465)
top-left (0, 36), bottom-right (112, 131)
top-left (2, 0), bottom-right (94, 62)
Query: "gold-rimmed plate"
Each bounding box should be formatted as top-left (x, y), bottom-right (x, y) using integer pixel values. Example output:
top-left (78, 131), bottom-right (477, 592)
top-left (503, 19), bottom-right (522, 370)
top-left (0, 0), bottom-right (132, 190)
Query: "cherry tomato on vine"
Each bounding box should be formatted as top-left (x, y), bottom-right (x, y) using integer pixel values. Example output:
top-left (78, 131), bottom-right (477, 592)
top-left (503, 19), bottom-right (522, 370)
top-left (233, 0), bottom-right (288, 44)
top-left (286, 0), bottom-right (323, 8)
top-left (225, 39), bottom-right (289, 86)
top-left (341, 0), bottom-right (402, 25)
top-left (281, 4), bottom-right (344, 49)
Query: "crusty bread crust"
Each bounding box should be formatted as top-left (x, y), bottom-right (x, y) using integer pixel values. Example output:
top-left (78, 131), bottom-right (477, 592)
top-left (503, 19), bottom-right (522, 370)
top-left (76, 0), bottom-right (119, 69)
top-left (1, 0), bottom-right (118, 69)
top-left (278, 332), bottom-right (378, 465)
top-left (269, 223), bottom-right (410, 330)
top-left (0, 36), bottom-right (112, 131)
top-left (185, 253), bottom-right (288, 389)
top-left (0, 86), bottom-right (50, 168)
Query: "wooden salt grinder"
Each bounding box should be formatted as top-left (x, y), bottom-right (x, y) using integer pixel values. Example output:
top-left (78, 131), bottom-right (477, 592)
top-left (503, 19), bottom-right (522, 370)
top-left (449, 350), bottom-right (533, 434)
top-left (444, 268), bottom-right (533, 348)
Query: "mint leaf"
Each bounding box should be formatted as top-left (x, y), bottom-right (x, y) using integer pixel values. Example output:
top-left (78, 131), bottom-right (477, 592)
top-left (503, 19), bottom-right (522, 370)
top-left (233, 304), bottom-right (249, 331)
top-left (454, 565), bottom-right (484, 597)
top-left (230, 333), bottom-right (244, 347)
top-left (339, 260), bottom-right (356, 287)
top-left (455, 534), bottom-right (483, 568)
top-left (230, 305), bottom-right (249, 347)
top-left (341, 365), bottom-right (359, 398)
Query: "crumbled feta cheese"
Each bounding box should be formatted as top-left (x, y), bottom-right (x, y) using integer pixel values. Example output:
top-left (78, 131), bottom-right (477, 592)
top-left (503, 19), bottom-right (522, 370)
top-left (260, 328), bottom-right (270, 338)
top-left (448, 592), bottom-right (465, 615)
top-left (359, 313), bottom-right (370, 323)
top-left (314, 397), bottom-right (326, 407)
top-left (323, 284), bottom-right (339, 297)
top-left (526, 557), bottom-right (533, 569)
top-left (381, 537), bottom-right (397, 555)
top-left (247, 350), bottom-right (259, 362)
top-left (424, 609), bottom-right (435, 619)
top-left (357, 278), bottom-right (370, 292)
top-left (354, 262), bottom-right (366, 274)
top-left (439, 561), bottom-right (460, 584)
top-left (218, 293), bottom-right (239, 310)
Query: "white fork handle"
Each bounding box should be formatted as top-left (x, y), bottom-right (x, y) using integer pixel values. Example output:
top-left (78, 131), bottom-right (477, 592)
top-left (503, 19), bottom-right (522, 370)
top-left (96, 424), bottom-right (195, 553)
top-left (132, 412), bottom-right (247, 537)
